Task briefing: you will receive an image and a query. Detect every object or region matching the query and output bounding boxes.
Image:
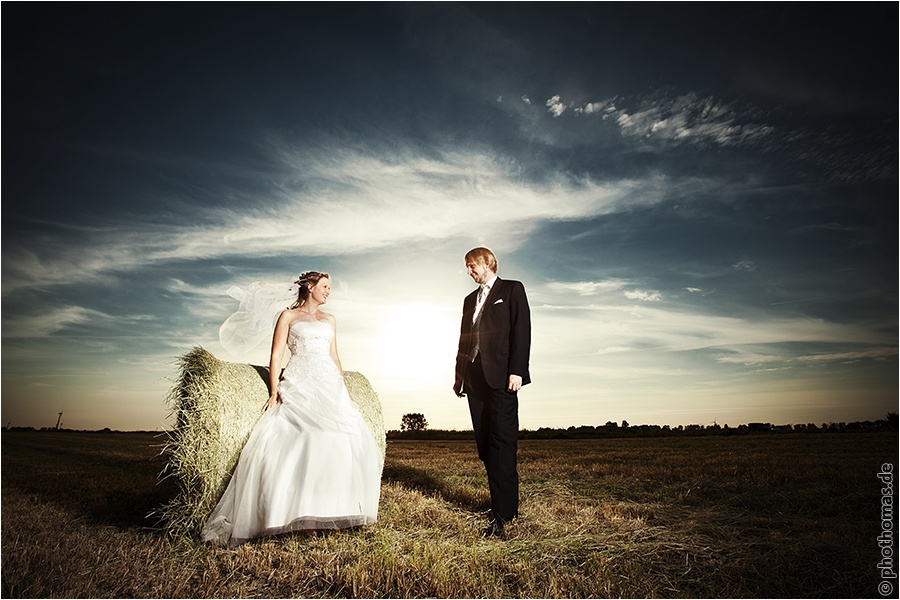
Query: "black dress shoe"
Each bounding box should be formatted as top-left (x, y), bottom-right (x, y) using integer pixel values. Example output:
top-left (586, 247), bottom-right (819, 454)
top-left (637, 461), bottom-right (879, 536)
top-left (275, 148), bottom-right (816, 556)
top-left (483, 514), bottom-right (517, 537)
top-left (481, 520), bottom-right (504, 537)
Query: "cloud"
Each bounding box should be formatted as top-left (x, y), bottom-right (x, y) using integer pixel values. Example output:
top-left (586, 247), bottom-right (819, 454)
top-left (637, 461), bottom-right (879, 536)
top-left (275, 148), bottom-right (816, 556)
top-left (574, 100), bottom-right (616, 116)
top-left (547, 91), bottom-right (775, 148)
top-left (797, 348), bottom-right (897, 363)
top-left (591, 345), bottom-right (633, 355)
top-left (2, 305), bottom-right (153, 338)
top-left (615, 94), bottom-right (776, 147)
top-left (545, 280), bottom-right (661, 302)
top-left (534, 301), bottom-right (895, 363)
top-left (3, 148), bottom-right (673, 294)
top-left (3, 306), bottom-right (102, 338)
top-left (546, 95), bottom-right (566, 117)
top-left (715, 345), bottom-right (897, 367)
top-left (624, 289), bottom-right (661, 302)
top-left (716, 351), bottom-right (786, 366)
top-left (546, 280), bottom-right (627, 295)
top-left (187, 149), bottom-right (659, 256)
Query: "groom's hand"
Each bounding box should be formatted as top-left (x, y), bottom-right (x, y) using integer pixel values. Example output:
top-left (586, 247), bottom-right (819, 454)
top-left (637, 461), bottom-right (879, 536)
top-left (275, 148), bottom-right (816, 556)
top-left (507, 374), bottom-right (523, 393)
top-left (453, 380), bottom-right (465, 397)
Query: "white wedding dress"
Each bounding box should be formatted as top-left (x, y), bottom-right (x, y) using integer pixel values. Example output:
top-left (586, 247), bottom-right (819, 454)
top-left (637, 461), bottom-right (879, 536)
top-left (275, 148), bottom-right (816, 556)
top-left (201, 313), bottom-right (381, 547)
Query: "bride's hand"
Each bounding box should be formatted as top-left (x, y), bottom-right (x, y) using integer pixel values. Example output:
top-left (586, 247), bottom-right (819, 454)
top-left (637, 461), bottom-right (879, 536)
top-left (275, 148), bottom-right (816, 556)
top-left (264, 393), bottom-right (280, 412)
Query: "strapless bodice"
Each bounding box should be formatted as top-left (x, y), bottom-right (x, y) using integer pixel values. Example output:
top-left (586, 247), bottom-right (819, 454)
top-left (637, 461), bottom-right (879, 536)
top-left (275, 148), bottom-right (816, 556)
top-left (283, 317), bottom-right (338, 381)
top-left (288, 318), bottom-right (333, 356)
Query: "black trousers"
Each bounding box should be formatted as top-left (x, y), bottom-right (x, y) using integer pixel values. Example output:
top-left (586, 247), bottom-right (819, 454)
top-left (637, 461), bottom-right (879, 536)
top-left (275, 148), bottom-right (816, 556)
top-left (465, 355), bottom-right (519, 523)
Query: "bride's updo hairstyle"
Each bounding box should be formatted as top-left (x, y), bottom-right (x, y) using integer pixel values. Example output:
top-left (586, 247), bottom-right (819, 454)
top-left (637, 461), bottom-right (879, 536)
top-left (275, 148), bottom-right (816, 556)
top-left (290, 271), bottom-right (330, 309)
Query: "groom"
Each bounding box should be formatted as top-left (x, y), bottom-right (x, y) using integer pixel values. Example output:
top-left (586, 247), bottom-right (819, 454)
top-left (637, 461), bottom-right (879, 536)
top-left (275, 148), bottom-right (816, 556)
top-left (454, 247), bottom-right (531, 537)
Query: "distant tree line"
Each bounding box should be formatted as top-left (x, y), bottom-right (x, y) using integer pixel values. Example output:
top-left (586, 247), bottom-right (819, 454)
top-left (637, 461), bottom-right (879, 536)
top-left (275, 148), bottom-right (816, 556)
top-left (5, 427), bottom-right (160, 434)
top-left (515, 415), bottom-right (898, 439)
top-left (8, 413), bottom-right (896, 439)
top-left (387, 413), bottom-right (897, 440)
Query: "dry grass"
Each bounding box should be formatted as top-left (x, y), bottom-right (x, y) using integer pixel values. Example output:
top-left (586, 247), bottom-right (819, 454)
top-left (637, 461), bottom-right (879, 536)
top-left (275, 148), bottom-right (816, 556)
top-left (156, 347), bottom-right (386, 538)
top-left (1, 430), bottom-right (893, 597)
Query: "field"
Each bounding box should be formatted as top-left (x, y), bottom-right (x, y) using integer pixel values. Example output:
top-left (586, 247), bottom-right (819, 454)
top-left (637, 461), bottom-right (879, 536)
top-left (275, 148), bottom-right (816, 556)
top-left (1, 430), bottom-right (894, 598)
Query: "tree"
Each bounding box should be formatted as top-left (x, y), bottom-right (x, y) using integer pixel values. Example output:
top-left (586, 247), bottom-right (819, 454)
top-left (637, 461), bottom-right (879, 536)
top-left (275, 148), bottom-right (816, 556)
top-left (401, 413), bottom-right (428, 432)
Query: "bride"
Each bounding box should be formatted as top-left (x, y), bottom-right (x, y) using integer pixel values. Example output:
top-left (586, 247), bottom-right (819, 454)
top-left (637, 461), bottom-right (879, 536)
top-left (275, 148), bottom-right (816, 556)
top-left (201, 271), bottom-right (381, 547)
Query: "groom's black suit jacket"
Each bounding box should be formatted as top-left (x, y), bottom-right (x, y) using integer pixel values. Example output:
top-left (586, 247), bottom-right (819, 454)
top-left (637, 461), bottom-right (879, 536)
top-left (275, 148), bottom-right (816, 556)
top-left (455, 277), bottom-right (531, 391)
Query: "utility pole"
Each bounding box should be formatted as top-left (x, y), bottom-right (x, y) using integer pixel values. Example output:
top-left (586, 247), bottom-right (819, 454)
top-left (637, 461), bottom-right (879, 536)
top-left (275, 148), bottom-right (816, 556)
top-left (56, 411), bottom-right (63, 430)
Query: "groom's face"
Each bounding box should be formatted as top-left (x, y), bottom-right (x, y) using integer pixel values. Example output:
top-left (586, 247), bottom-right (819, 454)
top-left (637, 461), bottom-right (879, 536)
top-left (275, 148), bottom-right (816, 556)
top-left (466, 260), bottom-right (494, 285)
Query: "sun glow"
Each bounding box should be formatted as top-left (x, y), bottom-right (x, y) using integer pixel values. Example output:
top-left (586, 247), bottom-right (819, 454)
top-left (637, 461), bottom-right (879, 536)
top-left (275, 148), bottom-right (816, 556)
top-left (374, 303), bottom-right (460, 389)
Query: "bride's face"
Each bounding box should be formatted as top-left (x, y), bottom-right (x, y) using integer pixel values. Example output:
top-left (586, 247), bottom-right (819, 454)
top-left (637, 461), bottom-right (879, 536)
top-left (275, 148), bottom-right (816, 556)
top-left (309, 277), bottom-right (331, 305)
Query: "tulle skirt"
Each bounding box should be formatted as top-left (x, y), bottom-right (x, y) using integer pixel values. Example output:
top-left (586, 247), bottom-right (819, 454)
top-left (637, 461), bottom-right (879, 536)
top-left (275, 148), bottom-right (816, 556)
top-left (200, 359), bottom-right (381, 547)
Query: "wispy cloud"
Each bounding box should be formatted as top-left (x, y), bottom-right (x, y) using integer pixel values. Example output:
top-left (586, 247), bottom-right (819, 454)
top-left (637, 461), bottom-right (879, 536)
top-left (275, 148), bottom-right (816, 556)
top-left (715, 345), bottom-right (897, 367)
top-left (534, 300), bottom-right (895, 362)
top-left (3, 305), bottom-right (153, 338)
top-left (539, 91), bottom-right (776, 149)
top-left (3, 306), bottom-right (103, 338)
top-left (624, 289), bottom-right (662, 302)
top-left (797, 348), bottom-right (897, 363)
top-left (532, 88), bottom-right (893, 185)
top-left (732, 260), bottom-right (757, 272)
top-left (545, 280), bottom-right (661, 302)
top-left (716, 351), bottom-right (787, 366)
top-left (546, 280), bottom-right (627, 295)
top-left (3, 148), bottom-right (672, 294)
top-left (614, 93), bottom-right (775, 147)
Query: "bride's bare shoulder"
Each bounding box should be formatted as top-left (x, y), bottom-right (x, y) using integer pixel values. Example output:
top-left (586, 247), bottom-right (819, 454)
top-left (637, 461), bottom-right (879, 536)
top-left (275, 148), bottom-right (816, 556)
top-left (314, 311), bottom-right (336, 328)
top-left (276, 308), bottom-right (303, 324)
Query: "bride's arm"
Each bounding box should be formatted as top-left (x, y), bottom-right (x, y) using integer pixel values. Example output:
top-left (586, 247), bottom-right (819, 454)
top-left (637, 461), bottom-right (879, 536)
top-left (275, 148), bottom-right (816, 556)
top-left (266, 310), bottom-right (292, 410)
top-left (326, 314), bottom-right (343, 374)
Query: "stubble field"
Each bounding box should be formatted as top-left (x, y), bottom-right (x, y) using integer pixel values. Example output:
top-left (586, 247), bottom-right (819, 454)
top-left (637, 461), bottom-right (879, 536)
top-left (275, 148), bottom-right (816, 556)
top-left (1, 430), bottom-right (894, 598)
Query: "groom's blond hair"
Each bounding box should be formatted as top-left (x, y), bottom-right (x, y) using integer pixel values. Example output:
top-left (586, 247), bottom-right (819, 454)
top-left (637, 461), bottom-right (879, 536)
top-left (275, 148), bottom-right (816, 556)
top-left (465, 247), bottom-right (498, 273)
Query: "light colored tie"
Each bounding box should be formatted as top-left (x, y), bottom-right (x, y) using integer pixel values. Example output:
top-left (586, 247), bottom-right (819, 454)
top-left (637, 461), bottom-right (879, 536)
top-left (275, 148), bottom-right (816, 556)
top-left (469, 284), bottom-right (489, 361)
top-left (473, 284), bottom-right (488, 323)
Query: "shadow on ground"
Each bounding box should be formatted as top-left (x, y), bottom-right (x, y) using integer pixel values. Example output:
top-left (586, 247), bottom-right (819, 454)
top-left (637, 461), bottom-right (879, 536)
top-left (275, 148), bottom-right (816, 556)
top-left (1, 432), bottom-right (180, 532)
top-left (3, 431), bottom-right (492, 533)
top-left (381, 462), bottom-right (491, 513)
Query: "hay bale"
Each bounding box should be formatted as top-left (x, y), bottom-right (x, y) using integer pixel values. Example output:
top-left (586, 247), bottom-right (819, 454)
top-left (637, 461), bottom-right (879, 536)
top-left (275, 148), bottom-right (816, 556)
top-left (342, 370), bottom-right (386, 459)
top-left (157, 346), bottom-right (386, 538)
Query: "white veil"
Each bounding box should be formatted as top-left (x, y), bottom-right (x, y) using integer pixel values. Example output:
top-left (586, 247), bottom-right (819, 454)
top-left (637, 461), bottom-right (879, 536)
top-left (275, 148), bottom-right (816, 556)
top-left (218, 281), bottom-right (300, 360)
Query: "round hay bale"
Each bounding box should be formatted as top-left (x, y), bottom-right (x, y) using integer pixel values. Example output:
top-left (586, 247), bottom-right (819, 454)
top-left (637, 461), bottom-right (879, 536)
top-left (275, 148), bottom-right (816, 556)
top-left (157, 346), bottom-right (385, 538)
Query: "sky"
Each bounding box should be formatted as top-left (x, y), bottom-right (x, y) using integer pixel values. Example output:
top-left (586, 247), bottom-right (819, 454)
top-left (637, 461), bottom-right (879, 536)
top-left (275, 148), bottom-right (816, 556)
top-left (2, 3), bottom-right (896, 432)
